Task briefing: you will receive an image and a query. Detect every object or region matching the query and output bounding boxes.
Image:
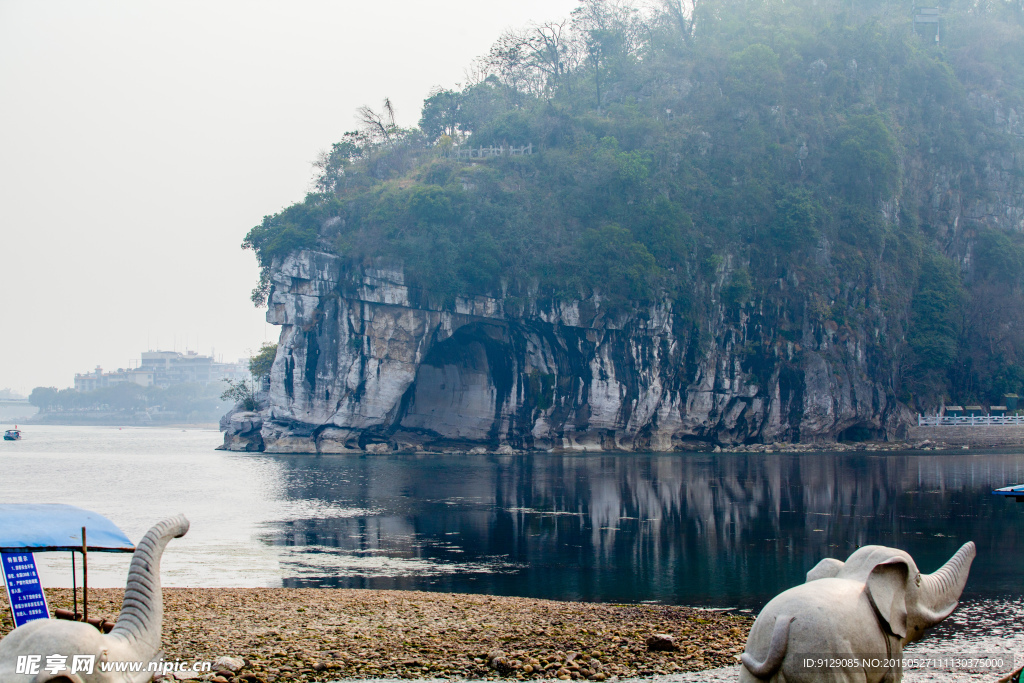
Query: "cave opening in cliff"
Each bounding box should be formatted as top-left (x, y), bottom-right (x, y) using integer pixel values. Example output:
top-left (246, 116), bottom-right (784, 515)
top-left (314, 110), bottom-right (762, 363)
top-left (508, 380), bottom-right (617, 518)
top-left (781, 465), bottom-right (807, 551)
top-left (837, 423), bottom-right (882, 442)
top-left (397, 322), bottom-right (514, 445)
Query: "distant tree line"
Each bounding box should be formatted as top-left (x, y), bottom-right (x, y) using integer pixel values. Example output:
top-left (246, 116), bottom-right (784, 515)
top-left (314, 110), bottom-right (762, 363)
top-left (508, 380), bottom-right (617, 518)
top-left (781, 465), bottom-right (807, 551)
top-left (28, 382), bottom-right (230, 421)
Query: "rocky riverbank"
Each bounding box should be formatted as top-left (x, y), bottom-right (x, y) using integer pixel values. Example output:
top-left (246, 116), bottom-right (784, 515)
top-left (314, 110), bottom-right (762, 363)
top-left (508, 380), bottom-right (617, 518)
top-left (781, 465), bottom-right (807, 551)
top-left (0, 589), bottom-right (751, 682)
top-left (220, 418), bottom-right (998, 455)
top-left (712, 438), bottom-right (971, 453)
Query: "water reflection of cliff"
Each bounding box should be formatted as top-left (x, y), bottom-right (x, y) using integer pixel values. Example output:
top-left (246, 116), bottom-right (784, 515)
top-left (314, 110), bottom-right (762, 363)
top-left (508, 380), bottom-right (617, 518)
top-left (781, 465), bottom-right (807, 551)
top-left (264, 453), bottom-right (1024, 606)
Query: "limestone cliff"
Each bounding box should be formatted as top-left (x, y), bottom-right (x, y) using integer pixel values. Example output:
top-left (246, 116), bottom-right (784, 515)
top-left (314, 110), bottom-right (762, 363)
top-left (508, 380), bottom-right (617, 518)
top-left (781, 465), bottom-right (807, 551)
top-left (223, 249), bottom-right (909, 453)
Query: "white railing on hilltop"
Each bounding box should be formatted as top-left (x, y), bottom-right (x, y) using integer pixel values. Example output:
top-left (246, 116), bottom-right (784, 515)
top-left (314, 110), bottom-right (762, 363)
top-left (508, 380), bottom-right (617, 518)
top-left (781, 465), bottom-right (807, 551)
top-left (918, 414), bottom-right (1024, 426)
top-left (451, 144), bottom-right (533, 160)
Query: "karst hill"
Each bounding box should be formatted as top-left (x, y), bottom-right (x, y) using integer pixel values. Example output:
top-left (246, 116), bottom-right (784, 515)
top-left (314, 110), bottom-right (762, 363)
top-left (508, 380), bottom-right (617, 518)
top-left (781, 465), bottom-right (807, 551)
top-left (228, 0), bottom-right (1024, 453)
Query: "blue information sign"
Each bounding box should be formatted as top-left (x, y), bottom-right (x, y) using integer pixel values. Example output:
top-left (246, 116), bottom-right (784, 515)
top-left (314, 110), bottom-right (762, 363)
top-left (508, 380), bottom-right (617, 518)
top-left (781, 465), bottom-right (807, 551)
top-left (1, 552), bottom-right (49, 628)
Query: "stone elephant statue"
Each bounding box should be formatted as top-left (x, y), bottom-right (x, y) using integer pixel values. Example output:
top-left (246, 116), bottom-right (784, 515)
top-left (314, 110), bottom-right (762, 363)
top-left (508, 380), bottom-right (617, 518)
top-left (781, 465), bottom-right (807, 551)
top-left (0, 515), bottom-right (189, 682)
top-left (739, 541), bottom-right (976, 682)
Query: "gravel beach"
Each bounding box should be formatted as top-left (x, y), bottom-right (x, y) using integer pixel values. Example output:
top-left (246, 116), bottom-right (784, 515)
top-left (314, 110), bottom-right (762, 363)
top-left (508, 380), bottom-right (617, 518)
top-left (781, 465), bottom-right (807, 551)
top-left (0, 589), bottom-right (751, 682)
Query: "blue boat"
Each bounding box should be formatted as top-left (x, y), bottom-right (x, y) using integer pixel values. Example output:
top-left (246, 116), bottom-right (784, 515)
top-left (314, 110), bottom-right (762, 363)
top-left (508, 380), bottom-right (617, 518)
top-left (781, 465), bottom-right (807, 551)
top-left (992, 484), bottom-right (1024, 502)
top-left (2, 428), bottom-right (20, 441)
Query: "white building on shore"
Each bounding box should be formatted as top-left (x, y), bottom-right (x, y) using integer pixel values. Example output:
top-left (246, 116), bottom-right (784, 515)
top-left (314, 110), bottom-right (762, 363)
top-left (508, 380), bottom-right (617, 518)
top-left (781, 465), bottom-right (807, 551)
top-left (74, 366), bottom-right (155, 392)
top-left (74, 350), bottom-right (248, 392)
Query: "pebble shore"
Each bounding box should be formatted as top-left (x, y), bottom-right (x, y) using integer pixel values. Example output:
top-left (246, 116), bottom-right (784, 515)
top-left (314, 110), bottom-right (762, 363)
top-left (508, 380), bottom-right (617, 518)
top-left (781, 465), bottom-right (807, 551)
top-left (1, 589), bottom-right (751, 682)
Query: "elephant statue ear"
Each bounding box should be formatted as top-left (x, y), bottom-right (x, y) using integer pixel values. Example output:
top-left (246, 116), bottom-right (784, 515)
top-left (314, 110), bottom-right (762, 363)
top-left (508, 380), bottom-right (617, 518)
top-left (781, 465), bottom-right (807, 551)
top-left (806, 557), bottom-right (844, 581)
top-left (866, 558), bottom-right (910, 639)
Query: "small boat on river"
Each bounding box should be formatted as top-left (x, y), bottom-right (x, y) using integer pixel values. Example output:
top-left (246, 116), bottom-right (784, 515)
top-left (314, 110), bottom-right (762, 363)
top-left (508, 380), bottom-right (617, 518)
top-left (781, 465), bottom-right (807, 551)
top-left (3, 428), bottom-right (21, 441)
top-left (992, 484), bottom-right (1024, 501)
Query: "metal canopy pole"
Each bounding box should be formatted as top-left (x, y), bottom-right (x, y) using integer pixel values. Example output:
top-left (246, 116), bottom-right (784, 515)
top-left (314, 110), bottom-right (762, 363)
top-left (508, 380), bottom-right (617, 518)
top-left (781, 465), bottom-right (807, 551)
top-left (81, 527), bottom-right (88, 622)
top-left (71, 551), bottom-right (78, 619)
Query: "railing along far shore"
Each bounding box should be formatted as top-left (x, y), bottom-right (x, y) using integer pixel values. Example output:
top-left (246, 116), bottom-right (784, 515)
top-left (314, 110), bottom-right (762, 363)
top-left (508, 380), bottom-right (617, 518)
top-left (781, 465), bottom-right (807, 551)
top-left (451, 143), bottom-right (533, 160)
top-left (917, 414), bottom-right (1024, 426)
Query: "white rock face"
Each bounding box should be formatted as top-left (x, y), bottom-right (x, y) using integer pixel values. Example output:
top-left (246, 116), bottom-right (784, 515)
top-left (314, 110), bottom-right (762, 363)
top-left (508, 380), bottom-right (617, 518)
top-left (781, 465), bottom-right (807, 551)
top-left (230, 250), bottom-right (906, 454)
top-left (217, 410), bottom-right (264, 452)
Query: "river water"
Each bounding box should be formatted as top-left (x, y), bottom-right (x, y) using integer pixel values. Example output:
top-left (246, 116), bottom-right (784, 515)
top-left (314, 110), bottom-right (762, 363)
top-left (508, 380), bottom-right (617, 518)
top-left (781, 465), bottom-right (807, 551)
top-left (1, 425), bottom-right (1021, 677)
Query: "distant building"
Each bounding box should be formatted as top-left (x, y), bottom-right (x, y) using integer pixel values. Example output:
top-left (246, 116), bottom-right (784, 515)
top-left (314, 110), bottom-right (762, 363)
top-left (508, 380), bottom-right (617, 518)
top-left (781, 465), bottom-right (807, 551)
top-left (74, 366), bottom-right (155, 392)
top-left (139, 350), bottom-right (248, 388)
top-left (913, 7), bottom-right (940, 42)
top-left (75, 350), bottom-right (248, 392)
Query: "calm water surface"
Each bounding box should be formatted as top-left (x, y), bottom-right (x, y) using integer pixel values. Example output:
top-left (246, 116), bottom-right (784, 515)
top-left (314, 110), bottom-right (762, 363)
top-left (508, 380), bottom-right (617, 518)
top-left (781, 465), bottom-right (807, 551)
top-left (1, 426), bottom-right (1021, 670)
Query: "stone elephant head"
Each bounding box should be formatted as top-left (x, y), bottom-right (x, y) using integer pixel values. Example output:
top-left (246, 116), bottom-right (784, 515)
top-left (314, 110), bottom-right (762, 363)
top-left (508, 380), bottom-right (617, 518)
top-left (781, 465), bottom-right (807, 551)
top-left (0, 515), bottom-right (189, 682)
top-left (739, 541), bottom-right (976, 682)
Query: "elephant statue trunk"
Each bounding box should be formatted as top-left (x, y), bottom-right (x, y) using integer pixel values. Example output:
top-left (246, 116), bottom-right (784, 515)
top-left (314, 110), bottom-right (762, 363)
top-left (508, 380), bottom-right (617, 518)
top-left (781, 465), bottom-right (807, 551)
top-left (108, 515), bottom-right (190, 653)
top-left (0, 514), bottom-right (189, 682)
top-left (917, 541), bottom-right (976, 631)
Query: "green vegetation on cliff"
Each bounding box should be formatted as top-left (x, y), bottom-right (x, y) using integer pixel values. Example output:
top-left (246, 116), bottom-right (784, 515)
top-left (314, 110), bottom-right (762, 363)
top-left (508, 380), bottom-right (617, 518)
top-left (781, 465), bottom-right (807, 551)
top-left (244, 0), bottom-right (1024, 410)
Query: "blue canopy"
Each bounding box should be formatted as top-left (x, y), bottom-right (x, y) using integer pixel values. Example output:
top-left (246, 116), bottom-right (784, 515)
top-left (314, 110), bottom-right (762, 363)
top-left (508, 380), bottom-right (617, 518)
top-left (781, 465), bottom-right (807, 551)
top-left (993, 484), bottom-right (1024, 500)
top-left (0, 504), bottom-right (134, 553)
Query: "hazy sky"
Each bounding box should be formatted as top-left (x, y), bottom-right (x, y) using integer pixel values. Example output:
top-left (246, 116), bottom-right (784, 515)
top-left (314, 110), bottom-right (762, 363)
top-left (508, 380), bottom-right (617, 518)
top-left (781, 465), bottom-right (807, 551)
top-left (0, 0), bottom-right (580, 394)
